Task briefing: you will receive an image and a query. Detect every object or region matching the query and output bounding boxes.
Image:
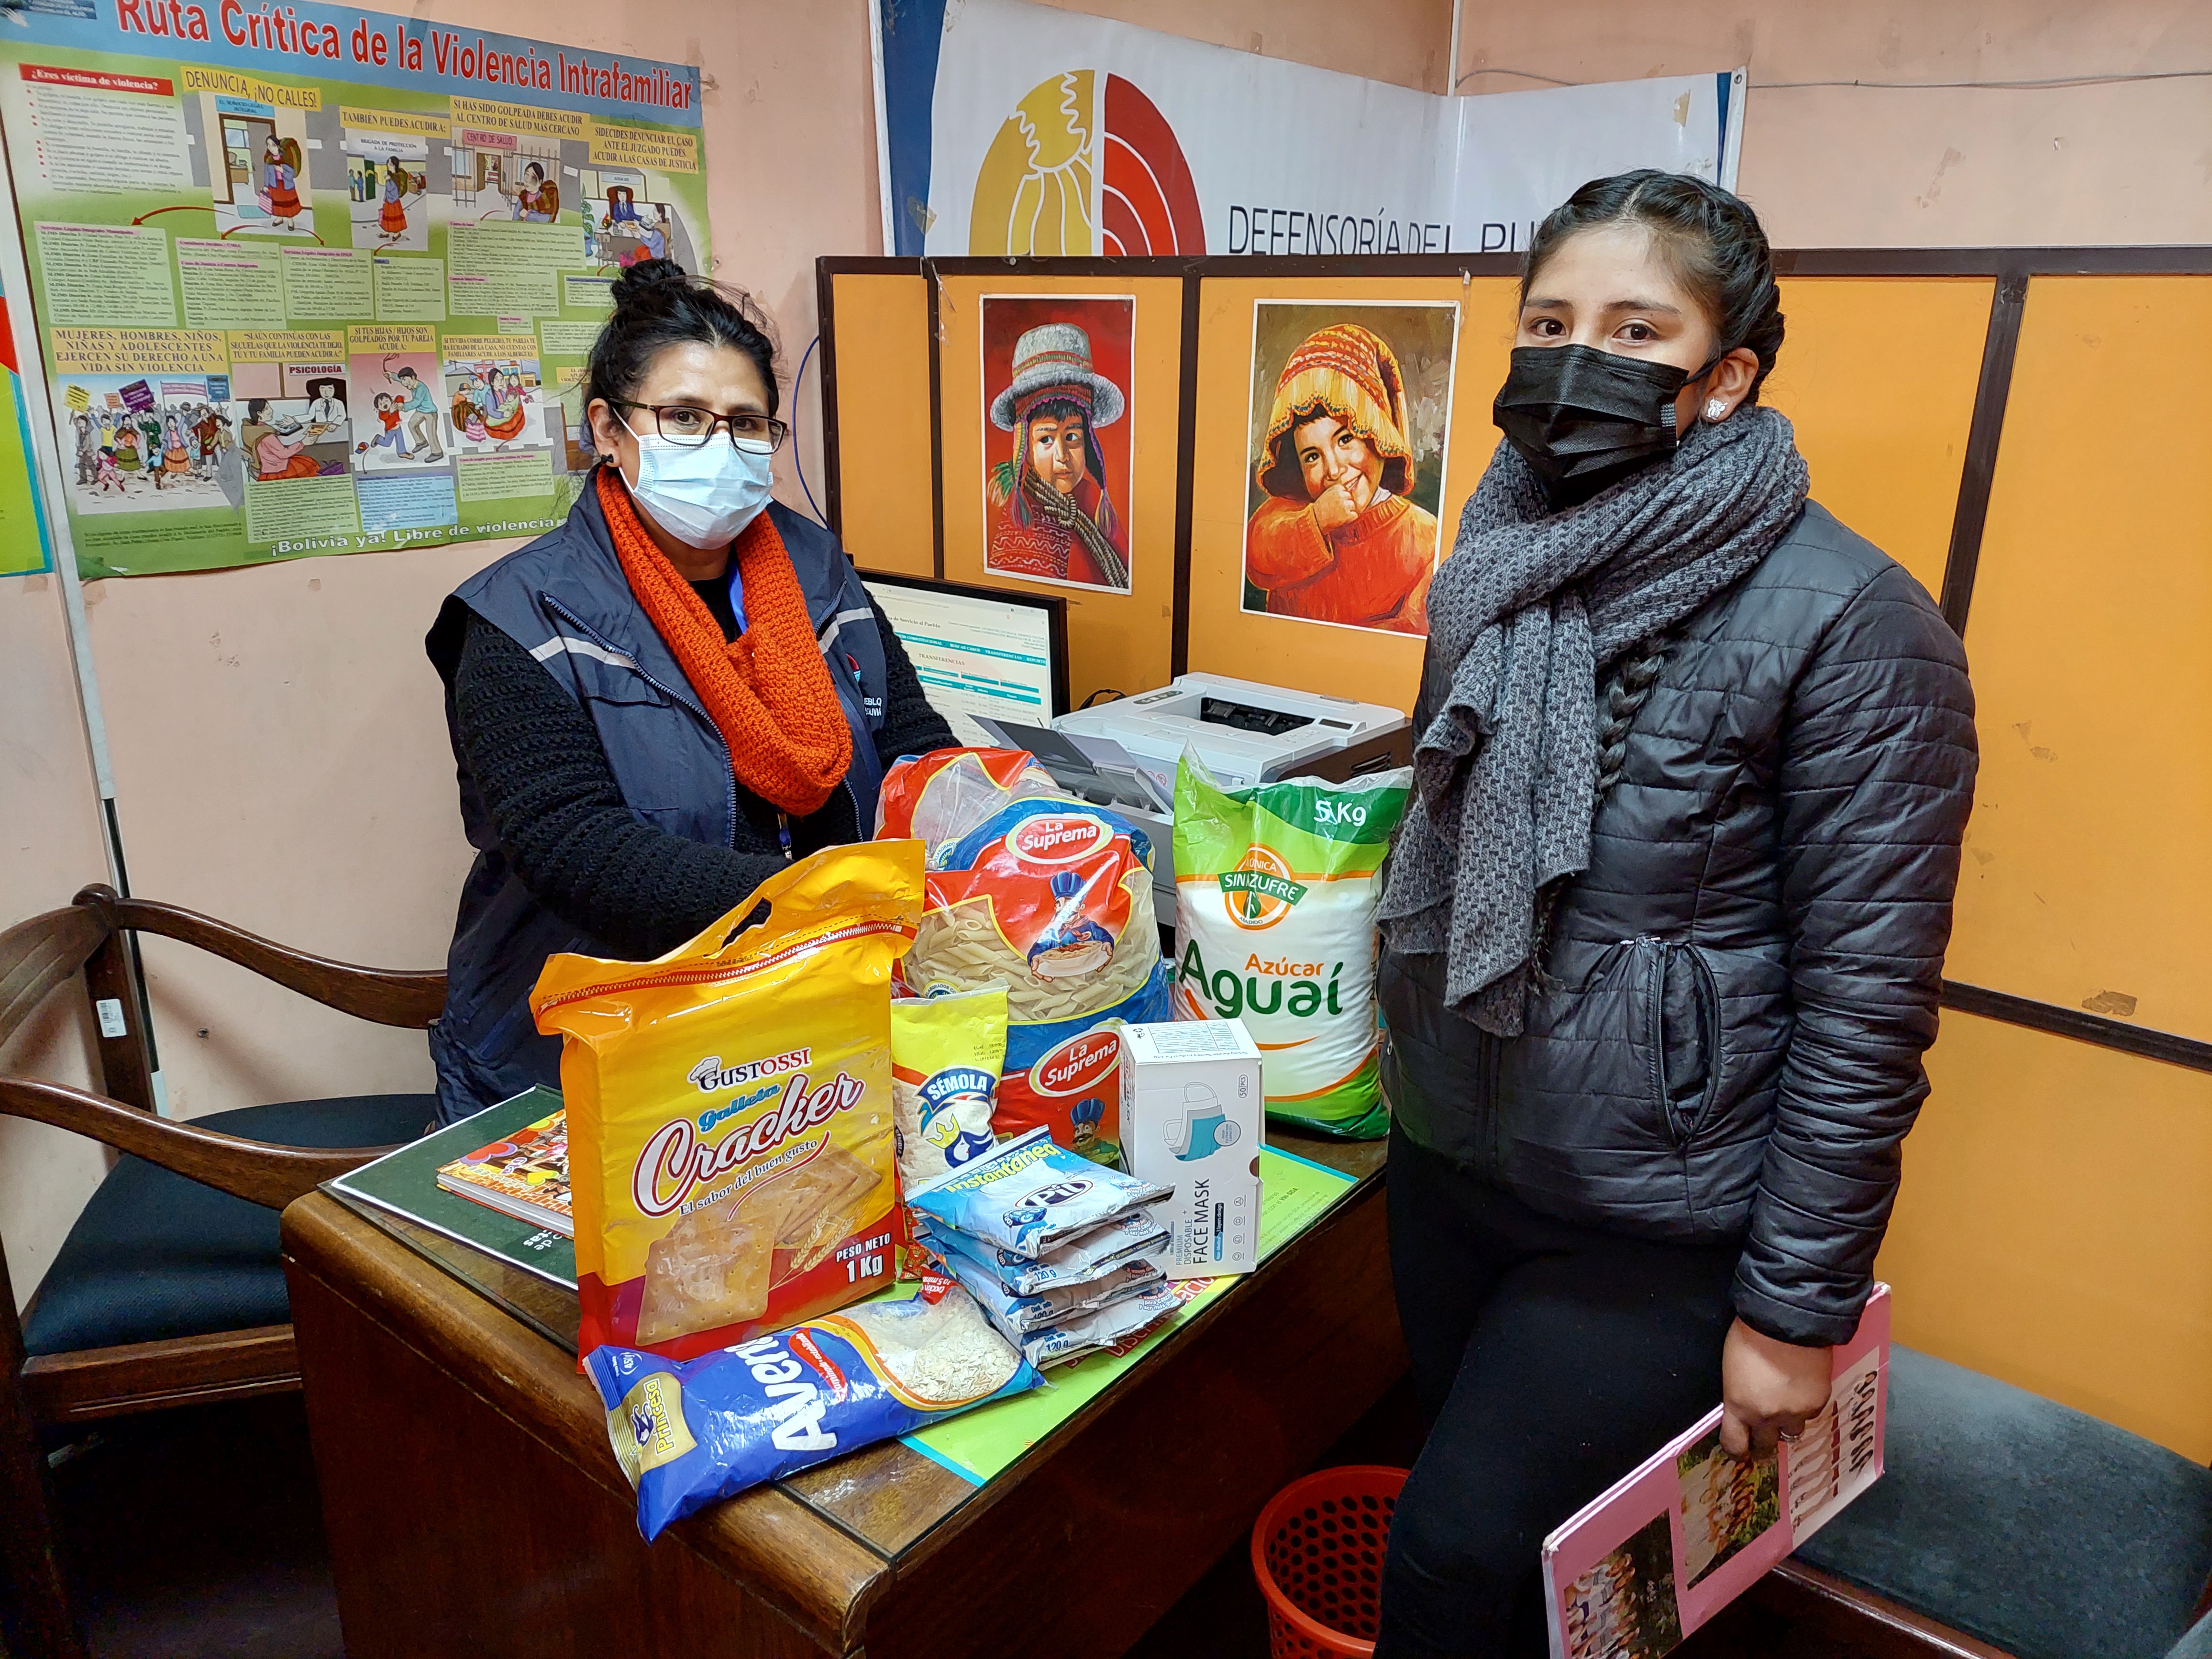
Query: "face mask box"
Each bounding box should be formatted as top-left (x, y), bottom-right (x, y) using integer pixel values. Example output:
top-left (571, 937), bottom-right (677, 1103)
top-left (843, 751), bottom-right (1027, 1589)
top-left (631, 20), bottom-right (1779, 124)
top-left (1117, 1020), bottom-right (1263, 1280)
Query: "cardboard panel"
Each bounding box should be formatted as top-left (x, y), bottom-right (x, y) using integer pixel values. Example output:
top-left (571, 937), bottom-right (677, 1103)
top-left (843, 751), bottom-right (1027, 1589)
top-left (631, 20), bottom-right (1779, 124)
top-left (829, 272), bottom-right (935, 578)
top-left (934, 273), bottom-right (1182, 704)
top-left (1943, 276), bottom-right (2212, 1039)
top-left (1187, 275), bottom-right (1517, 712)
top-left (1877, 1011), bottom-right (2212, 1460)
top-left (1761, 276), bottom-right (1993, 602)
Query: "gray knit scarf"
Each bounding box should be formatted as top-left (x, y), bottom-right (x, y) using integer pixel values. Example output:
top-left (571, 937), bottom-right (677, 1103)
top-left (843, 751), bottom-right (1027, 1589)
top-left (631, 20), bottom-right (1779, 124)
top-left (1377, 406), bottom-right (1809, 1035)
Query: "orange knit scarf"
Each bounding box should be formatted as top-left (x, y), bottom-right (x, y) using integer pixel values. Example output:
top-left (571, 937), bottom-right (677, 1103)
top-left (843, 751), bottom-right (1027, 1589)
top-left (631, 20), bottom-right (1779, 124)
top-left (597, 467), bottom-right (852, 819)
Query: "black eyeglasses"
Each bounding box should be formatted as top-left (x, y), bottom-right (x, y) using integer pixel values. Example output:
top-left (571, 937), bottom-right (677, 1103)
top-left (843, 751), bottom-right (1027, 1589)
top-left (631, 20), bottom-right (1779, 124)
top-left (611, 400), bottom-right (787, 454)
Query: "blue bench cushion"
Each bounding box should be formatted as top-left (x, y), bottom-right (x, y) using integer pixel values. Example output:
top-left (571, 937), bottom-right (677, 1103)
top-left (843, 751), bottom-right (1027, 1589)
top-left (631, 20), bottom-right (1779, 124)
top-left (1798, 1346), bottom-right (2212, 1659)
top-left (18, 1095), bottom-right (433, 1358)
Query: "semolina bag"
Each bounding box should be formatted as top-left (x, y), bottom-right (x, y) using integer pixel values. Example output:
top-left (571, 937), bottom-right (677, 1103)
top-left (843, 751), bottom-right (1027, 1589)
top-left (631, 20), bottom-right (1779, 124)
top-left (1172, 757), bottom-right (1411, 1139)
top-left (890, 985), bottom-right (1008, 1190)
top-left (532, 842), bottom-right (922, 1363)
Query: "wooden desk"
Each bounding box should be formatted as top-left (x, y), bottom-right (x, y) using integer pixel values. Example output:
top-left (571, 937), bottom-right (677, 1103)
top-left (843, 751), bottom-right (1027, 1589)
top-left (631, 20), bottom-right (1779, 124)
top-left (280, 1130), bottom-right (1397, 1659)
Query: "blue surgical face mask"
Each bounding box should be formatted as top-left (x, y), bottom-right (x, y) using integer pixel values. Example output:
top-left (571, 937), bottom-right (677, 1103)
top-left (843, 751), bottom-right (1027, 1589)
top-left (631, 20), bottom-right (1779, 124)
top-left (617, 413), bottom-right (774, 549)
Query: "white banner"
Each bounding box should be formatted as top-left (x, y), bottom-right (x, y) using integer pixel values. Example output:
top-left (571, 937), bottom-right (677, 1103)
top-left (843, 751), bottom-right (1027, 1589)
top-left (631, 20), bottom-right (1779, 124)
top-left (884, 0), bottom-right (1742, 259)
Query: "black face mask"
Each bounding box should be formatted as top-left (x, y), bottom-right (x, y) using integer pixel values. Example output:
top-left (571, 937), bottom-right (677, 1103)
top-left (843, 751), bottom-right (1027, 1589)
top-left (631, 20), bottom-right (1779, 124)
top-left (1493, 343), bottom-right (1704, 511)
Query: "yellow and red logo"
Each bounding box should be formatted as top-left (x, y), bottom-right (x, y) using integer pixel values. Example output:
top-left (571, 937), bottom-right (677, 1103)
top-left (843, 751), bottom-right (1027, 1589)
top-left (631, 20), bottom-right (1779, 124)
top-left (971, 70), bottom-right (1203, 255)
top-left (1030, 1029), bottom-right (1122, 1097)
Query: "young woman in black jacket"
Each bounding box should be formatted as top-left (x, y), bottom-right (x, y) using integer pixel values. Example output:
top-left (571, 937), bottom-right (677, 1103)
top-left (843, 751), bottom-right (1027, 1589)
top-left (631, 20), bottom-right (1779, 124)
top-left (1372, 173), bottom-right (1977, 1655)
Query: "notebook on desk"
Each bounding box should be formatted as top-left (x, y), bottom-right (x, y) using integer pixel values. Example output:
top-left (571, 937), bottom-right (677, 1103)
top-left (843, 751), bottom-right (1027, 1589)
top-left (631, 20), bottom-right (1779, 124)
top-left (330, 1088), bottom-right (578, 1289)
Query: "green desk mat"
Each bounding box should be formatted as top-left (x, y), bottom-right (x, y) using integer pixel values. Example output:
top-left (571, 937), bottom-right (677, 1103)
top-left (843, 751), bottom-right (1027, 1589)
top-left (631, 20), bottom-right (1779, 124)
top-left (901, 1146), bottom-right (1356, 1484)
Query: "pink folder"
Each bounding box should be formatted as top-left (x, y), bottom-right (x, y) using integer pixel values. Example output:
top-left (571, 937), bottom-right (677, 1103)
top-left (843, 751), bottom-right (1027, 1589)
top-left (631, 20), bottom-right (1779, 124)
top-left (1541, 1285), bottom-right (1891, 1659)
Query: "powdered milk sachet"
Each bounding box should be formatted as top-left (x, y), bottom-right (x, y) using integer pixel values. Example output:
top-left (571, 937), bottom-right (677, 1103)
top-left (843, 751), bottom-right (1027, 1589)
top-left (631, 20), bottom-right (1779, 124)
top-left (1172, 758), bottom-right (1412, 1138)
top-left (912, 1208), bottom-right (1171, 1297)
top-left (906, 1126), bottom-right (1169, 1258)
top-left (532, 842), bottom-right (920, 1364)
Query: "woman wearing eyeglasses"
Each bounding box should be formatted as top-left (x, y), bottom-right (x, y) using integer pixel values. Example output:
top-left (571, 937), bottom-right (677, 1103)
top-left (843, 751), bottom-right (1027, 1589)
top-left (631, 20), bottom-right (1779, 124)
top-left (424, 259), bottom-right (955, 1124)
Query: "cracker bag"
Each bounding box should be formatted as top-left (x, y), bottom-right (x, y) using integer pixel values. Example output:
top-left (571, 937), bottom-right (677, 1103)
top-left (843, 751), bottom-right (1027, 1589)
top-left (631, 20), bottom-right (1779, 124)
top-left (532, 842), bottom-right (923, 1363)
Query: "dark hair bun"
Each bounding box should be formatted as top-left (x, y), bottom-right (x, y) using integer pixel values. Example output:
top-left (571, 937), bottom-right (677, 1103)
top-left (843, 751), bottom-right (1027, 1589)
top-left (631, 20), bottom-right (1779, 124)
top-left (586, 263), bottom-right (782, 420)
top-left (611, 258), bottom-right (690, 310)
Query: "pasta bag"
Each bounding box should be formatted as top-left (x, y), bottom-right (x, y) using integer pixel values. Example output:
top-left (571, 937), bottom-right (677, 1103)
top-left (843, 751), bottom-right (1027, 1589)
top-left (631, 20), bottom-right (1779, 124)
top-left (874, 747), bottom-right (1064, 862)
top-left (900, 798), bottom-right (1171, 1165)
top-left (532, 841), bottom-right (922, 1363)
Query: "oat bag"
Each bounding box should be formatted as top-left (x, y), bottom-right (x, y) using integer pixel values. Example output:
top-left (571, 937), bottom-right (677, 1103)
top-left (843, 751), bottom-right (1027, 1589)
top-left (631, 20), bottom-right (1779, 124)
top-left (532, 842), bottom-right (922, 1363)
top-left (1171, 758), bottom-right (1411, 1139)
top-left (587, 1283), bottom-right (1039, 1540)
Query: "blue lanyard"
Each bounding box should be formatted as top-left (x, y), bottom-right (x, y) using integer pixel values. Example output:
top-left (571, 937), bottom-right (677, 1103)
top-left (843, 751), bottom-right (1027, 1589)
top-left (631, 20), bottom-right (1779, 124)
top-left (725, 562), bottom-right (748, 635)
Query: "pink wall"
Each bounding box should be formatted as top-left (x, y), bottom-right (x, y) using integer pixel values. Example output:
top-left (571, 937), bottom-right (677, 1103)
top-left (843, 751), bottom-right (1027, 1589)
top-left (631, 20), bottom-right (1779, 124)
top-left (5, 0), bottom-right (892, 1305)
top-left (1455, 0), bottom-right (2212, 245)
top-left (0, 571), bottom-right (114, 1302)
top-left (1032, 0), bottom-right (1456, 91)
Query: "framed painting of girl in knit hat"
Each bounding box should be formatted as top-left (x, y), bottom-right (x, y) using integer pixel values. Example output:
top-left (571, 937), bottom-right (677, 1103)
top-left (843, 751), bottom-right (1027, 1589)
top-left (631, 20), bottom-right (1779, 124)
top-left (981, 295), bottom-right (1135, 593)
top-left (1243, 301), bottom-right (1459, 634)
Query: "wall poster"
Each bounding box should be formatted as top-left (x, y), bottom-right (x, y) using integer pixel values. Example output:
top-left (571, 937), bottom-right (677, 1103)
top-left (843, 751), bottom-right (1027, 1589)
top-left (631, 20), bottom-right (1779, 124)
top-left (0, 2), bottom-right (708, 578)
top-left (1242, 301), bottom-right (1457, 636)
top-left (980, 293), bottom-right (1134, 593)
top-left (0, 269), bottom-right (53, 576)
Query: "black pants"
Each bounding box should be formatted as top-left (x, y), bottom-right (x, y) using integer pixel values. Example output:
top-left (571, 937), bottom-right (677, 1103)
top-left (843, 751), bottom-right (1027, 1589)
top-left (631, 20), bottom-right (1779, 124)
top-left (1375, 1126), bottom-right (1741, 1658)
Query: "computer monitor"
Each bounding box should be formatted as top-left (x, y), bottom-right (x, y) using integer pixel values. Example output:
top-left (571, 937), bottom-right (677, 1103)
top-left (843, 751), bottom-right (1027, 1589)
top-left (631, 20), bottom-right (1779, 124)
top-left (858, 570), bottom-right (1070, 748)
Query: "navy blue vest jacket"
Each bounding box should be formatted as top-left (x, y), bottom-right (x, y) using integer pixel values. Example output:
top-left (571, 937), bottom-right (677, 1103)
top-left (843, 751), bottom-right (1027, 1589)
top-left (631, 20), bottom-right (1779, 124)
top-left (425, 484), bottom-right (889, 1122)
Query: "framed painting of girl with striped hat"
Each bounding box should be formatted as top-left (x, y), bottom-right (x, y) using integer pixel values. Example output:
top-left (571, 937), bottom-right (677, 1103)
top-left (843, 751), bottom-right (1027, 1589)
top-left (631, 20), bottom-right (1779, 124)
top-left (1243, 302), bottom-right (1460, 635)
top-left (983, 295), bottom-right (1135, 592)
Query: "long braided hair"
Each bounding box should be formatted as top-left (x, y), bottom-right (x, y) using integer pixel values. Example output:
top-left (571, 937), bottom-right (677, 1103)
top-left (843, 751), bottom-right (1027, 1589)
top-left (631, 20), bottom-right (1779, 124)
top-left (1526, 632), bottom-right (1674, 984)
top-left (1593, 634), bottom-right (1672, 803)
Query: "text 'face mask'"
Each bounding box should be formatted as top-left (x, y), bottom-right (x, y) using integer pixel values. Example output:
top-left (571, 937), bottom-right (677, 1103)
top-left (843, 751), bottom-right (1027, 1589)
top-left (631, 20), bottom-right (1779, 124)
top-left (1492, 344), bottom-right (1694, 511)
top-left (619, 414), bottom-right (774, 549)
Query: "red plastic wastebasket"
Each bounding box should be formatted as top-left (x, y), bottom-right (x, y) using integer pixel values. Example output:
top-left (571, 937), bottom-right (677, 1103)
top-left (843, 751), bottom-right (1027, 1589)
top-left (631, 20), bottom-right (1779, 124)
top-left (1250, 1465), bottom-right (1409, 1658)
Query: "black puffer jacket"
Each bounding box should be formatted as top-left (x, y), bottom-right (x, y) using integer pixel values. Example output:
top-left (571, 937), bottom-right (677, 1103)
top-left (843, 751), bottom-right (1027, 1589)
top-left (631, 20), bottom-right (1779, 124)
top-left (1380, 502), bottom-right (1977, 1346)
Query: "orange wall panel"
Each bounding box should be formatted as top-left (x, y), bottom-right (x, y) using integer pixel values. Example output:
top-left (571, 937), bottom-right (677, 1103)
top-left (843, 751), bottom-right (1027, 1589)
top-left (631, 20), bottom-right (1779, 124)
top-left (829, 273), bottom-right (936, 579)
top-left (934, 273), bottom-right (1183, 705)
top-left (1761, 276), bottom-right (1992, 602)
top-left (1942, 276), bottom-right (2212, 1040)
top-left (1877, 1012), bottom-right (2212, 1460)
top-left (1185, 274), bottom-right (1991, 710)
top-left (1186, 275), bottom-right (1517, 712)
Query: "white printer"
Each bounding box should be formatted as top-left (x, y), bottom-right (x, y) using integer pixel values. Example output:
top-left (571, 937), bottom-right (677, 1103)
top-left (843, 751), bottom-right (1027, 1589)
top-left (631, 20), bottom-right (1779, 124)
top-left (973, 673), bottom-right (1411, 908)
top-left (1054, 672), bottom-right (1409, 791)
